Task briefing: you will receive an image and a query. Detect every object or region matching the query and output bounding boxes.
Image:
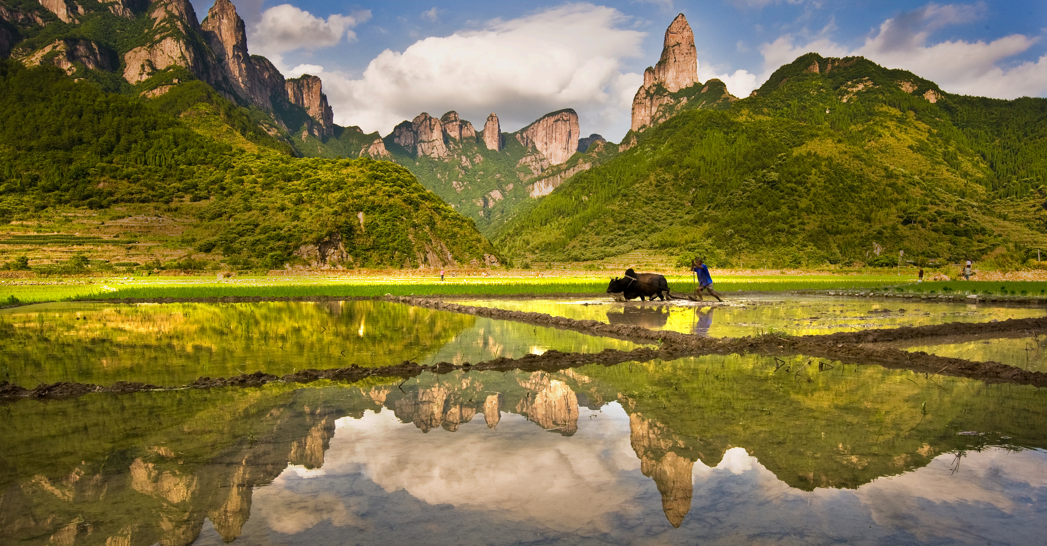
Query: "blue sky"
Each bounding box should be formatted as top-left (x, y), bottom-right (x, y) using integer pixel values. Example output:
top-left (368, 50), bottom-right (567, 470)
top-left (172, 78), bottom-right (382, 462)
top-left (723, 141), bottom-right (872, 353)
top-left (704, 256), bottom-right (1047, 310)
top-left (188, 1), bottom-right (1047, 141)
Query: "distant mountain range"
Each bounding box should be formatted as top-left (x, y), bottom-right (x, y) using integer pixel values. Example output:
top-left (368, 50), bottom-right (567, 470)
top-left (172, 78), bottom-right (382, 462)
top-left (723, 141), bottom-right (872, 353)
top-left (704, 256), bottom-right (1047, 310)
top-left (1, 1), bottom-right (1044, 269)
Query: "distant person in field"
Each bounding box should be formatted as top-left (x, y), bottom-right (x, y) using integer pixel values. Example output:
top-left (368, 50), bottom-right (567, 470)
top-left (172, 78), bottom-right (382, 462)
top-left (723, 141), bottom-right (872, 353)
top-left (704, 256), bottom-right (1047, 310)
top-left (441, 268), bottom-right (445, 281)
top-left (691, 258), bottom-right (723, 302)
top-left (963, 258), bottom-right (972, 281)
top-left (918, 268), bottom-right (924, 283)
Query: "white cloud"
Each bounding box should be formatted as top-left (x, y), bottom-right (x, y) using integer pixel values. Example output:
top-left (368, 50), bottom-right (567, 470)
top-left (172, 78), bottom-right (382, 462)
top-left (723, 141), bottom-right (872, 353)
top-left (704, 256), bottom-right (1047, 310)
top-left (317, 3), bottom-right (646, 140)
top-left (755, 3), bottom-right (1047, 99)
top-left (286, 63), bottom-right (325, 78)
top-left (422, 7), bottom-right (438, 23)
top-left (249, 4), bottom-right (371, 57)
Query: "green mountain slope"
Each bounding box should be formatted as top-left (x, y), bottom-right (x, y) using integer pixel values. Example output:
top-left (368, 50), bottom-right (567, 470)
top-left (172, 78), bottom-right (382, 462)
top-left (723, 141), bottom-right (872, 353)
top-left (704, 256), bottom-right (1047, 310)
top-left (0, 61), bottom-right (497, 270)
top-left (496, 54), bottom-right (1047, 267)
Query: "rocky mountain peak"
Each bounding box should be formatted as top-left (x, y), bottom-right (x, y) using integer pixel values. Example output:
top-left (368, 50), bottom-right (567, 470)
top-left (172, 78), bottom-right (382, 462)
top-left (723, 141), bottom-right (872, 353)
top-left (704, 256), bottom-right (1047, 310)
top-left (516, 109), bottom-right (580, 166)
top-left (201, 0), bottom-right (282, 109)
top-left (440, 111), bottom-right (477, 141)
top-left (577, 134), bottom-right (606, 153)
top-left (630, 13), bottom-right (700, 133)
top-left (655, 14), bottom-right (698, 93)
top-left (392, 113), bottom-right (450, 159)
top-left (286, 75), bottom-right (334, 137)
top-left (483, 113), bottom-right (503, 151)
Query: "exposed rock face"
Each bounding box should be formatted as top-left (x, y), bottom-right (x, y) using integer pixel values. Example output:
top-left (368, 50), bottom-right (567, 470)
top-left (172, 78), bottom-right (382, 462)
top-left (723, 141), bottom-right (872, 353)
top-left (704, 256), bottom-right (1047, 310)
top-left (392, 113), bottom-right (449, 159)
top-left (288, 416), bottom-right (337, 469)
top-left (630, 14), bottom-right (700, 133)
top-left (577, 134), bottom-right (605, 153)
top-left (629, 413), bottom-right (696, 528)
top-left (483, 113), bottom-right (503, 151)
top-left (286, 75), bottom-right (334, 137)
top-left (440, 111), bottom-right (476, 141)
top-left (362, 137), bottom-right (390, 159)
top-left (517, 151), bottom-right (551, 180)
top-left (293, 232), bottom-right (350, 268)
top-left (38, 0), bottom-right (77, 23)
top-left (516, 109), bottom-right (580, 166)
top-left (0, 26), bottom-right (12, 59)
top-left (652, 14), bottom-right (698, 93)
top-left (122, 0), bottom-right (203, 86)
top-left (22, 39), bottom-right (115, 76)
top-left (528, 161), bottom-right (591, 198)
top-left (201, 0), bottom-right (284, 110)
top-left (0, 4), bottom-right (48, 27)
top-left (123, 35), bottom-right (198, 85)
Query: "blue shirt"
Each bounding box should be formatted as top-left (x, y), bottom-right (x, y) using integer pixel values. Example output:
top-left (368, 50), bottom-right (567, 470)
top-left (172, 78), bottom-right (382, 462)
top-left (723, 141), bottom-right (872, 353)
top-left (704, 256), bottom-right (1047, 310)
top-left (693, 264), bottom-right (713, 286)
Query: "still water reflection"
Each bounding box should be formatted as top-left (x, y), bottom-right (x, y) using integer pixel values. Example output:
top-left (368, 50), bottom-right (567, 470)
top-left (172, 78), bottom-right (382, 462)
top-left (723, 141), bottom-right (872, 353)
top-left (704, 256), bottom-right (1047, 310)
top-left (2, 355), bottom-right (1045, 545)
top-left (888, 334), bottom-right (1047, 372)
top-left (0, 301), bottom-right (640, 388)
top-left (461, 295), bottom-right (1047, 337)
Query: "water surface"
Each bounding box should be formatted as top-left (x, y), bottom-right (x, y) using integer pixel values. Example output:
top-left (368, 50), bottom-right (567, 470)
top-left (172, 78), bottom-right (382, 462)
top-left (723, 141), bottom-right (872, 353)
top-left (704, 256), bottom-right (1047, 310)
top-left (0, 301), bottom-right (640, 388)
top-left (459, 295), bottom-right (1047, 337)
top-left (3, 355), bottom-right (1045, 545)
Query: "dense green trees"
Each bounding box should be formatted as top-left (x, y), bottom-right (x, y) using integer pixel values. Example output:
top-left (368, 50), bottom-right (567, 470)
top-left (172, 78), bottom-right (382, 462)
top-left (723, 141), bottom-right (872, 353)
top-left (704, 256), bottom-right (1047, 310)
top-left (497, 54), bottom-right (1047, 267)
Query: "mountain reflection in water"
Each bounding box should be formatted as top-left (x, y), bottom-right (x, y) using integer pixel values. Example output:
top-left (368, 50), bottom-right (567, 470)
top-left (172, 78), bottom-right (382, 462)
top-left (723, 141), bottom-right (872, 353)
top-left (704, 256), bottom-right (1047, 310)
top-left (2, 355), bottom-right (1046, 545)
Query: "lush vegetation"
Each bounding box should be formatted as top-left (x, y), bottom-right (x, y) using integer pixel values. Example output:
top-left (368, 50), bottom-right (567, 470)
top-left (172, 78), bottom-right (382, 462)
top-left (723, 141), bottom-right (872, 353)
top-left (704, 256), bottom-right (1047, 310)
top-left (0, 61), bottom-right (497, 269)
top-left (497, 54), bottom-right (1047, 268)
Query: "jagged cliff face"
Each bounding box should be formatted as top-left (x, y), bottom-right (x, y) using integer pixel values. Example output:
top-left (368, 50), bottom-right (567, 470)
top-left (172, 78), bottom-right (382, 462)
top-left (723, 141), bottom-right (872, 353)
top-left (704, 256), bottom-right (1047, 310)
top-left (630, 14), bottom-right (701, 133)
top-left (286, 75), bottom-right (335, 137)
top-left (483, 113), bottom-right (503, 151)
top-left (441, 111), bottom-right (476, 141)
top-left (201, 0), bottom-right (285, 110)
top-left (122, 0), bottom-right (202, 86)
top-left (392, 112), bottom-right (451, 159)
top-left (516, 109), bottom-right (580, 166)
top-left (21, 38), bottom-right (116, 76)
top-left (515, 373), bottom-right (580, 435)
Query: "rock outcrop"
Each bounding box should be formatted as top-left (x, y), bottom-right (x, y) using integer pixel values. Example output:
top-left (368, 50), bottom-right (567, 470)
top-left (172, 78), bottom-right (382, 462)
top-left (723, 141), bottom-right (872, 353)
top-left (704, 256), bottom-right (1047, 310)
top-left (482, 113), bottom-right (503, 151)
top-left (201, 0), bottom-right (285, 110)
top-left (38, 0), bottom-right (77, 23)
top-left (630, 14), bottom-right (700, 133)
top-left (440, 111), bottom-right (476, 141)
top-left (516, 109), bottom-right (580, 166)
top-left (122, 0), bottom-right (204, 86)
top-left (362, 137), bottom-right (390, 159)
top-left (392, 113), bottom-right (449, 159)
top-left (286, 75), bottom-right (334, 137)
top-left (22, 39), bottom-right (116, 76)
top-left (577, 134), bottom-right (605, 153)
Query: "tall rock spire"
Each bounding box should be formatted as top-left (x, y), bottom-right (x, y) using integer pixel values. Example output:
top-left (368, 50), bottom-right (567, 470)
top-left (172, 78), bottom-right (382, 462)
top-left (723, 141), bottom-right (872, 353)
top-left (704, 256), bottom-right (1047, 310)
top-left (653, 14), bottom-right (698, 93)
top-left (286, 75), bottom-right (335, 137)
top-left (483, 113), bottom-right (503, 151)
top-left (630, 13), bottom-right (701, 133)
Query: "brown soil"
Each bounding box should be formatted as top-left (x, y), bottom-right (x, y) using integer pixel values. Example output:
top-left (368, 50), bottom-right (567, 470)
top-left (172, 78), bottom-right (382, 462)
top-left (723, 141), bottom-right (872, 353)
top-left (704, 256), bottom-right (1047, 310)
top-left (3, 295), bottom-right (1046, 402)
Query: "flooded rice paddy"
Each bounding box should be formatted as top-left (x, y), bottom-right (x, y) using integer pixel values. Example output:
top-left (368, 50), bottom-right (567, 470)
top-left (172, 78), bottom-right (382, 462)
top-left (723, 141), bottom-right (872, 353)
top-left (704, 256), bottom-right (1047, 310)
top-left (883, 334), bottom-right (1047, 373)
top-left (0, 301), bottom-right (641, 388)
top-left (2, 296), bottom-right (1046, 545)
top-left (458, 294), bottom-right (1047, 337)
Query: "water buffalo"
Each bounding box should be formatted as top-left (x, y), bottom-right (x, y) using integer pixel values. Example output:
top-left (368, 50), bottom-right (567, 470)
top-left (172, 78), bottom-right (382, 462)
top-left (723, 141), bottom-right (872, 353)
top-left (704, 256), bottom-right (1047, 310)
top-left (606, 268), bottom-right (672, 301)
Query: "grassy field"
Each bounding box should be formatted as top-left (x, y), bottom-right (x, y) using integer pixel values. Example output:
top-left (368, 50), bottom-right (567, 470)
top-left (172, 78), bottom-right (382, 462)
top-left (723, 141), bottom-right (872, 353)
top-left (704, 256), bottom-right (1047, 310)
top-left (893, 281), bottom-right (1047, 297)
top-left (0, 272), bottom-right (922, 305)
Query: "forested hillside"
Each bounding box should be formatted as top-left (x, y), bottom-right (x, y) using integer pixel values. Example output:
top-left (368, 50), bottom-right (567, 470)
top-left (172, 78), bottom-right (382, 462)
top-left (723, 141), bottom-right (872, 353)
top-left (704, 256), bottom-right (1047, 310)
top-left (0, 61), bottom-right (498, 269)
top-left (496, 54), bottom-right (1047, 268)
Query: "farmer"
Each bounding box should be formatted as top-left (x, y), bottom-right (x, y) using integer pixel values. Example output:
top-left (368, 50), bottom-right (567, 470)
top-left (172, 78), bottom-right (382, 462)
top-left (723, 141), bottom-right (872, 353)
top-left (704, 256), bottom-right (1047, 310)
top-left (691, 258), bottom-right (723, 302)
top-left (440, 268), bottom-right (445, 281)
top-left (963, 258), bottom-right (972, 281)
top-left (918, 268), bottom-right (924, 283)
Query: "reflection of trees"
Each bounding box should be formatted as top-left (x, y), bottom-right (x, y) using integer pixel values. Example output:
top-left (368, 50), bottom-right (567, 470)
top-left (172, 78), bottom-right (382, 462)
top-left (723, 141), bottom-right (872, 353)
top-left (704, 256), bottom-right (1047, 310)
top-left (7, 358), bottom-right (1046, 543)
top-left (0, 301), bottom-right (473, 387)
top-left (0, 385), bottom-right (384, 545)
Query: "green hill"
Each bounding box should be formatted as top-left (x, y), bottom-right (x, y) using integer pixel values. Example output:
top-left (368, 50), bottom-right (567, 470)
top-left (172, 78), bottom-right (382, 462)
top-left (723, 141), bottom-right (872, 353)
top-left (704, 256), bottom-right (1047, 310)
top-left (0, 61), bottom-right (497, 270)
top-left (496, 54), bottom-right (1047, 268)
